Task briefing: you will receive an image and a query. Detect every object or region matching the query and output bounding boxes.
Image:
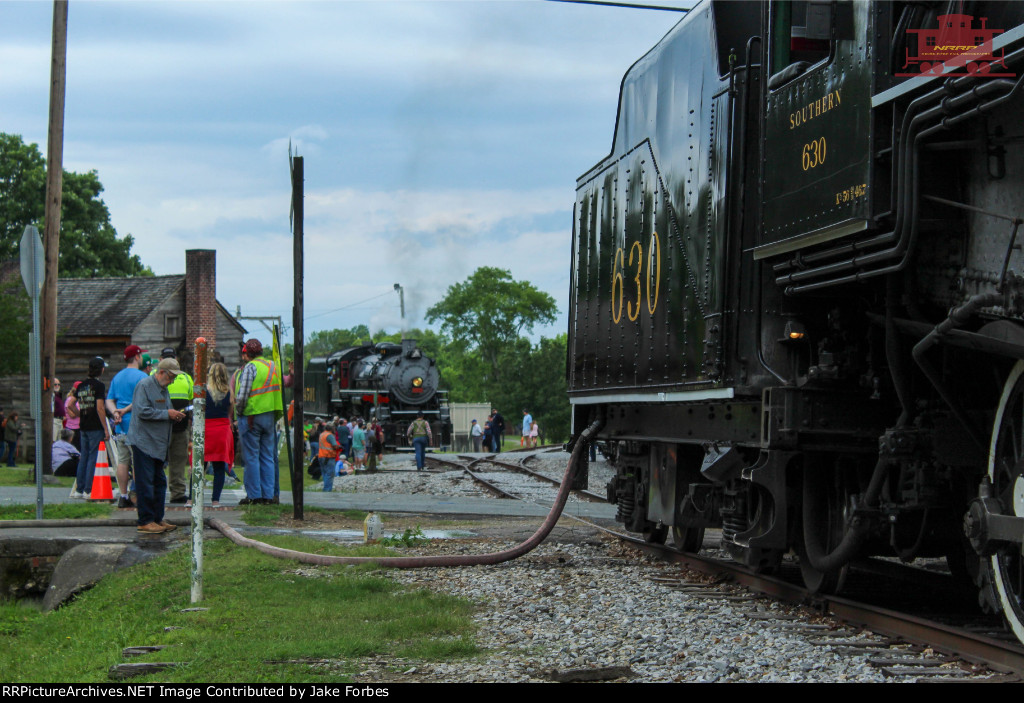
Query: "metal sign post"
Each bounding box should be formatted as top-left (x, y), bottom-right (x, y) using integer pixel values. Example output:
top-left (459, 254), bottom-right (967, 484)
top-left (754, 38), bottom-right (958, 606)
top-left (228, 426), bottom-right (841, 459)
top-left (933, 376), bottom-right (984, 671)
top-left (20, 226), bottom-right (45, 519)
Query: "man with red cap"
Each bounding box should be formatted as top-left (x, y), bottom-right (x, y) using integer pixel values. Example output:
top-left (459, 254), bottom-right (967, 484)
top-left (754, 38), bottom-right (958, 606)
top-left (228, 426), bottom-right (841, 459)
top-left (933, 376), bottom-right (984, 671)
top-left (234, 338), bottom-right (283, 504)
top-left (106, 344), bottom-right (148, 508)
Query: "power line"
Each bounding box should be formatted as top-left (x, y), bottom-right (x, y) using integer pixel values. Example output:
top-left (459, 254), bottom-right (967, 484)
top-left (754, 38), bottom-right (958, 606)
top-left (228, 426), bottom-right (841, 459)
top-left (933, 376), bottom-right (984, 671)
top-left (547, 0), bottom-right (691, 13)
top-left (303, 289), bottom-right (396, 322)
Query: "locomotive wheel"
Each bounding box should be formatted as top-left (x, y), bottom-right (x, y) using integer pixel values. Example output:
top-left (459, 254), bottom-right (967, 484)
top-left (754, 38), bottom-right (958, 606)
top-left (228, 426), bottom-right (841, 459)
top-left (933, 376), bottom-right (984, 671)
top-left (671, 525), bottom-right (705, 553)
top-left (985, 360), bottom-right (1024, 639)
top-left (797, 463), bottom-right (852, 595)
top-left (642, 524), bottom-right (668, 544)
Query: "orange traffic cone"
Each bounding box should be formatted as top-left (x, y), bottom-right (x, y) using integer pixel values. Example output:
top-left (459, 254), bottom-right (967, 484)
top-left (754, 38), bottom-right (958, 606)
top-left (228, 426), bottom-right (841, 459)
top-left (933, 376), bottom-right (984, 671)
top-left (90, 441), bottom-right (115, 502)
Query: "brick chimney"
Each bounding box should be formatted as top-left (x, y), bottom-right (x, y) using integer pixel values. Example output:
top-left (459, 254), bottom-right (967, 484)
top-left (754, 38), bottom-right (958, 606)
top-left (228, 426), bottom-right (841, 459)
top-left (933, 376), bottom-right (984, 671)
top-left (185, 249), bottom-right (217, 352)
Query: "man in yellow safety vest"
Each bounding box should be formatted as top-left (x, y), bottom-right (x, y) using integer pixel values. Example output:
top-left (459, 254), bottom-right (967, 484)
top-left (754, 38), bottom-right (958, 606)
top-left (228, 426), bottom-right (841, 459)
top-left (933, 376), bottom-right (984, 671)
top-left (234, 338), bottom-right (283, 504)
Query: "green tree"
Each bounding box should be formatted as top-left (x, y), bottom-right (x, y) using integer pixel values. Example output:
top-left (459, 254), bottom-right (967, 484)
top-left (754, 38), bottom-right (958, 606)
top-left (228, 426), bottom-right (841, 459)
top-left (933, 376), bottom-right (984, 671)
top-left (1, 134), bottom-right (152, 374)
top-left (302, 325), bottom-right (372, 362)
top-left (0, 277), bottom-right (31, 376)
top-left (0, 134), bottom-right (45, 260)
top-left (486, 335), bottom-right (570, 443)
top-left (372, 327), bottom-right (450, 364)
top-left (0, 133), bottom-right (151, 278)
top-left (425, 267), bottom-right (557, 386)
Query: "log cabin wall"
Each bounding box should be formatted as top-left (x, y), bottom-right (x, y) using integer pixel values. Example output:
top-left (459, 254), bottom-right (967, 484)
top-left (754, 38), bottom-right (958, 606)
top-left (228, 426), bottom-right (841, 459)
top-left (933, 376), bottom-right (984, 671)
top-left (1, 250), bottom-right (246, 465)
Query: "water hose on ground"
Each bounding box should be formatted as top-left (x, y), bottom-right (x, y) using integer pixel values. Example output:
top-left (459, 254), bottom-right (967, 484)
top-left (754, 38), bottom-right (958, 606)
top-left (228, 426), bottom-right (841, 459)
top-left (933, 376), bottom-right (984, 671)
top-left (206, 419), bottom-right (603, 568)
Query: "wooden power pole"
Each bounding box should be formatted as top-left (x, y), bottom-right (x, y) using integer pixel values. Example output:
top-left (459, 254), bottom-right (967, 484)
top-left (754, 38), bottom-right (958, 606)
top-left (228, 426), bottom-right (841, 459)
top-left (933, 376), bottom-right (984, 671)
top-left (291, 154), bottom-right (304, 520)
top-left (40, 0), bottom-right (68, 474)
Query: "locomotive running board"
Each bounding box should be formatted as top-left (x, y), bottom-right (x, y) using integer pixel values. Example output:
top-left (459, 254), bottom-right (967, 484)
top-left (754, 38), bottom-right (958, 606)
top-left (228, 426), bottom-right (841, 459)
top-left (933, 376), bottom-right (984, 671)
top-left (752, 218), bottom-right (869, 260)
top-left (569, 388), bottom-right (735, 405)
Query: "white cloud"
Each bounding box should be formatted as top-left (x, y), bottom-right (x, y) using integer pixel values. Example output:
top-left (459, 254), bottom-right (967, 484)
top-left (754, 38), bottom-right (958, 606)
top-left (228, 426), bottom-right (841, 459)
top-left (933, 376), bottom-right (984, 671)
top-left (1, 0), bottom-right (680, 348)
top-left (105, 180), bottom-right (574, 341)
top-left (261, 124), bottom-right (329, 160)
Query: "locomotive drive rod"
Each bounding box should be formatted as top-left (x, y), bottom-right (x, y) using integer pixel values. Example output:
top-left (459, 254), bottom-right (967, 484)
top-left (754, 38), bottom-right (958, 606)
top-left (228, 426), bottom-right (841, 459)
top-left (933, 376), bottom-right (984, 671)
top-left (206, 419), bottom-right (603, 568)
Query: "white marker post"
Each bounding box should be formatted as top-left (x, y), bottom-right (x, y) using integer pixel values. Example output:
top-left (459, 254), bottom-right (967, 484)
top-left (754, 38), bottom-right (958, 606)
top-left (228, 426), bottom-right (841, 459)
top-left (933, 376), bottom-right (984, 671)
top-left (190, 338), bottom-right (208, 603)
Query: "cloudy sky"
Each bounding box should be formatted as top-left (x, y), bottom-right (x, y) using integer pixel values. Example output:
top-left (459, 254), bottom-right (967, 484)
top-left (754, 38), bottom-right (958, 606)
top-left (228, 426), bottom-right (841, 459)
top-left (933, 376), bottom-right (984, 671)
top-left (3, 0), bottom-right (683, 347)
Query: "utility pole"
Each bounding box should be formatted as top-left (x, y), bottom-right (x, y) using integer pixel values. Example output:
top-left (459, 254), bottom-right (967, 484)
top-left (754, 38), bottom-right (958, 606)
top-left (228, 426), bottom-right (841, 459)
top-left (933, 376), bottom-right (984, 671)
top-left (394, 283), bottom-right (405, 321)
top-left (40, 0), bottom-right (68, 475)
top-left (234, 307), bottom-right (284, 337)
top-left (290, 153), bottom-right (304, 521)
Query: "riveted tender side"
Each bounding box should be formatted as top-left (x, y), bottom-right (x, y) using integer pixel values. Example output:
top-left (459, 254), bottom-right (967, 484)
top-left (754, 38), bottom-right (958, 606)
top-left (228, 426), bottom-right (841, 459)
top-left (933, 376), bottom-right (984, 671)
top-left (567, 0), bottom-right (1024, 642)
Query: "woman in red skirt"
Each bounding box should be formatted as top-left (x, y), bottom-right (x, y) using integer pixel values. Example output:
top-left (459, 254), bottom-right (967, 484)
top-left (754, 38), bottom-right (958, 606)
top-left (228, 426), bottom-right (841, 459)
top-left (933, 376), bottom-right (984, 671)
top-left (204, 362), bottom-right (235, 506)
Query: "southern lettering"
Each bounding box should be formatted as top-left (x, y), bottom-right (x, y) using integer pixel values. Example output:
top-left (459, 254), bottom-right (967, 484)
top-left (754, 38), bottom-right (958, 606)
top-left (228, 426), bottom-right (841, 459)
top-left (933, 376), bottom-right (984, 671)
top-left (789, 89), bottom-right (841, 130)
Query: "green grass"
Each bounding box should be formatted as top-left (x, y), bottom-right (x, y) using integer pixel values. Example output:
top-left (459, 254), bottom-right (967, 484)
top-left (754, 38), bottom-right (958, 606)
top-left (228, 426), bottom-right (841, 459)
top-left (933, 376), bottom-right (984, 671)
top-left (0, 465), bottom-right (76, 487)
top-left (0, 503), bottom-right (114, 521)
top-left (0, 535), bottom-right (479, 683)
top-left (238, 502), bottom-right (347, 527)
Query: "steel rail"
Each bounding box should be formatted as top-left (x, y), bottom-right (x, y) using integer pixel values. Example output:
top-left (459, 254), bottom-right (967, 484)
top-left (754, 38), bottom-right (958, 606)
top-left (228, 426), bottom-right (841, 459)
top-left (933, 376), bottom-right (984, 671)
top-left (622, 538), bottom-right (1024, 677)
top-left (416, 452), bottom-right (1024, 675)
top-left (520, 456), bottom-right (606, 505)
top-left (461, 468), bottom-right (520, 500)
top-left (469, 455), bottom-right (607, 503)
top-left (518, 453), bottom-right (607, 502)
top-left (424, 454), bottom-right (522, 499)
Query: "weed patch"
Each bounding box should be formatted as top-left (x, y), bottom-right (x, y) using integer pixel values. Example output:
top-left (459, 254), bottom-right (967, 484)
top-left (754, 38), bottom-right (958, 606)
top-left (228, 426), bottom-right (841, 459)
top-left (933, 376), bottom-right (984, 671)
top-left (380, 527), bottom-right (430, 548)
top-left (0, 535), bottom-right (478, 682)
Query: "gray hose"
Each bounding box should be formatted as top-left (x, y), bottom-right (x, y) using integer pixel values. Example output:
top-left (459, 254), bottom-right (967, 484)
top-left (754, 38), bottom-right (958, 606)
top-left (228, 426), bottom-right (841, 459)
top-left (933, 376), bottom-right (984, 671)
top-left (801, 454), bottom-right (890, 573)
top-left (208, 419), bottom-right (603, 568)
top-left (5, 420), bottom-right (602, 570)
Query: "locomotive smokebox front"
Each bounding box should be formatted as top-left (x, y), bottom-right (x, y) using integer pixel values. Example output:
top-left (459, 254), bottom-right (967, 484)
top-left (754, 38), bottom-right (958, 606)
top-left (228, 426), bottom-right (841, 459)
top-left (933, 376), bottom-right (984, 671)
top-left (386, 339), bottom-right (439, 405)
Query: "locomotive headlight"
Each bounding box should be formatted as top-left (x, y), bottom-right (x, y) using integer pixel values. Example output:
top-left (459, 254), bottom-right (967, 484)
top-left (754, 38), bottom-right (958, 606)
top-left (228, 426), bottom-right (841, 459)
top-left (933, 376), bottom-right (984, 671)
top-left (412, 377), bottom-right (424, 387)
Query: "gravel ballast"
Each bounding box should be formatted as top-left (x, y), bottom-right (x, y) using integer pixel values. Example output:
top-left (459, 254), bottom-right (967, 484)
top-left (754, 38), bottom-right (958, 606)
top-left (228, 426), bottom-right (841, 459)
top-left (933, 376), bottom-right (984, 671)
top-left (290, 450), bottom-right (976, 682)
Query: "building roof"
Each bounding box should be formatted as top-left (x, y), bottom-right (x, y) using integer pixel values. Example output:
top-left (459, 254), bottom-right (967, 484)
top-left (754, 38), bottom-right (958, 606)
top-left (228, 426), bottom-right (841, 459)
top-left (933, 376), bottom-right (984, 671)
top-left (56, 275), bottom-right (185, 337)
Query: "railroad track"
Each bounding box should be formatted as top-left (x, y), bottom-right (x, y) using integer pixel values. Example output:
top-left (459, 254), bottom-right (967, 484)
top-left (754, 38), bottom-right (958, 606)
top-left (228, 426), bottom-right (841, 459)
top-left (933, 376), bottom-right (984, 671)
top-left (426, 450), bottom-right (1024, 680)
top-left (627, 536), bottom-right (1024, 680)
top-left (424, 451), bottom-right (606, 504)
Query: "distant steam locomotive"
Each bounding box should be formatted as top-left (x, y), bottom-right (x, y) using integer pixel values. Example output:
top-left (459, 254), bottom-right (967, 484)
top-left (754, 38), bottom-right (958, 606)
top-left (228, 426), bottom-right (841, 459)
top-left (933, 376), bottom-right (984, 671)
top-left (303, 339), bottom-right (451, 448)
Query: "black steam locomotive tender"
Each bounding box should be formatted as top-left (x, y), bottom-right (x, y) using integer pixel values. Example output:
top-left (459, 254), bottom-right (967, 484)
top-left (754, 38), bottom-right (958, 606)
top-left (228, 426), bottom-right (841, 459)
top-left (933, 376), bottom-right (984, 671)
top-left (304, 339), bottom-right (452, 449)
top-left (566, 1), bottom-right (1024, 643)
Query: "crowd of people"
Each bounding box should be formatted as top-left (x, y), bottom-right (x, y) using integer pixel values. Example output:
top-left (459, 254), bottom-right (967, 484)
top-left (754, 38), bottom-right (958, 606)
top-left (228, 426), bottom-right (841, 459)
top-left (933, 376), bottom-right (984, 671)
top-left (26, 339), bottom-right (282, 532)
top-left (0, 409), bottom-right (24, 467)
top-left (306, 415), bottom-right (386, 490)
top-left (9, 342), bottom-right (548, 520)
top-left (468, 408), bottom-right (541, 452)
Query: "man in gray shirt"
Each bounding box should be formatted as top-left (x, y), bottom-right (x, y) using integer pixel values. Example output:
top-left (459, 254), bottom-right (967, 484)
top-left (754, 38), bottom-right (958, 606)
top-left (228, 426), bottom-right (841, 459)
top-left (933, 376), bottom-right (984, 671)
top-left (128, 358), bottom-right (187, 533)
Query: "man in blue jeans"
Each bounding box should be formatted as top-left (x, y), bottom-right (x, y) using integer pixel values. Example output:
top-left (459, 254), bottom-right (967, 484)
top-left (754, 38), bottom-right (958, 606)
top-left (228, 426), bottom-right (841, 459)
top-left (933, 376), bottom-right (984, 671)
top-left (318, 422), bottom-right (340, 492)
top-left (406, 411), bottom-right (432, 471)
top-left (72, 357), bottom-right (110, 498)
top-left (127, 358), bottom-right (187, 533)
top-left (234, 339), bottom-right (283, 505)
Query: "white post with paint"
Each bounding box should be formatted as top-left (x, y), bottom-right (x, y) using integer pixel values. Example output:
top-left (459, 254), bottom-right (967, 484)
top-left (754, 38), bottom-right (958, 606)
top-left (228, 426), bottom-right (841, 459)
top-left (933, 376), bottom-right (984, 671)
top-left (190, 338), bottom-right (208, 603)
